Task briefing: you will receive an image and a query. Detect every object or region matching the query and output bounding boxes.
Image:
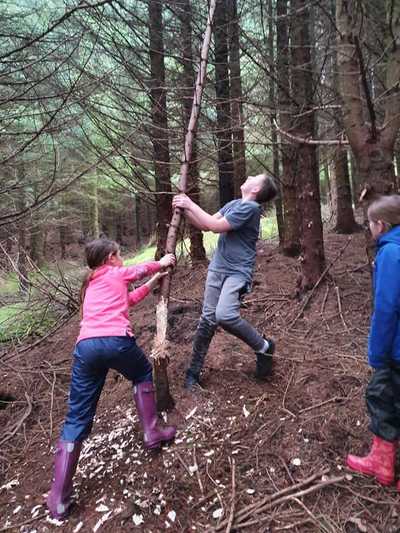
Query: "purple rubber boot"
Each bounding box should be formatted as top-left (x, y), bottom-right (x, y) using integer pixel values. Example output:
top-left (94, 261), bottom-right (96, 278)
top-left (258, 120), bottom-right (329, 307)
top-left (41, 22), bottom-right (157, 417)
top-left (47, 440), bottom-right (82, 520)
top-left (133, 382), bottom-right (176, 449)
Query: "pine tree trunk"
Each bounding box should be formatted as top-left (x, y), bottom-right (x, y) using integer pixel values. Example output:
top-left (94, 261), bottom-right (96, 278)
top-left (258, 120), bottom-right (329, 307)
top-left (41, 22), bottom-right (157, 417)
top-left (331, 148), bottom-right (358, 233)
top-left (91, 175), bottom-right (100, 239)
top-left (59, 225), bottom-right (67, 260)
top-left (145, 200), bottom-right (155, 244)
top-left (268, 0), bottom-right (284, 243)
top-left (321, 162), bottom-right (330, 205)
top-left (336, 0), bottom-right (400, 202)
top-left (135, 194), bottom-right (142, 248)
top-left (180, 0), bottom-right (206, 262)
top-left (291, 0), bottom-right (325, 290)
top-left (148, 0), bottom-right (172, 259)
top-left (16, 172), bottom-right (29, 296)
top-left (29, 181), bottom-right (44, 266)
top-left (276, 0), bottom-right (301, 256)
top-left (349, 153), bottom-right (358, 201)
top-left (5, 235), bottom-right (12, 253)
top-left (58, 191), bottom-right (68, 259)
top-left (228, 0), bottom-right (246, 198)
top-left (329, 0), bottom-right (357, 233)
top-left (29, 223), bottom-right (44, 266)
top-left (214, 0), bottom-right (234, 207)
top-left (116, 215), bottom-right (123, 244)
top-left (17, 227), bottom-right (29, 296)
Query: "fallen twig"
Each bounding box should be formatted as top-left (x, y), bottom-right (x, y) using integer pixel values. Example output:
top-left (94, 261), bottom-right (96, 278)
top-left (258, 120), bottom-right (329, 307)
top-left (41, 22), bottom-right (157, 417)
top-left (224, 474), bottom-right (346, 531)
top-left (193, 489), bottom-right (221, 509)
top-left (213, 468), bottom-right (332, 531)
top-left (0, 513), bottom-right (47, 532)
top-left (335, 286), bottom-right (350, 333)
top-left (320, 285), bottom-right (330, 315)
top-left (48, 370), bottom-right (56, 446)
top-left (292, 496), bottom-right (324, 531)
top-left (298, 396), bottom-right (345, 414)
top-left (338, 483), bottom-right (397, 505)
top-left (193, 445), bottom-right (204, 495)
top-left (282, 369), bottom-right (295, 413)
top-left (0, 392), bottom-right (32, 446)
top-left (176, 451), bottom-right (192, 476)
top-left (225, 458), bottom-right (236, 533)
top-left (275, 518), bottom-right (314, 531)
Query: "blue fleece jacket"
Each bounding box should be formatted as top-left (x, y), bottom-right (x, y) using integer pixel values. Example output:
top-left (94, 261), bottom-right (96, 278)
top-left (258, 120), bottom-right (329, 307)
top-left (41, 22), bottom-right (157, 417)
top-left (368, 225), bottom-right (400, 368)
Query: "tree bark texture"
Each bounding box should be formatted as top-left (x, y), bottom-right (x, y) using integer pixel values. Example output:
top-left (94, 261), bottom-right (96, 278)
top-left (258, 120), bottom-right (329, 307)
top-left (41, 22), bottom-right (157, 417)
top-left (134, 194), bottom-right (142, 248)
top-left (214, 0), bottom-right (234, 207)
top-left (336, 0), bottom-right (400, 260)
top-left (330, 148), bottom-right (358, 233)
top-left (328, 0), bottom-right (357, 233)
top-left (291, 0), bottom-right (325, 290)
top-left (148, 0), bottom-right (172, 259)
top-left (268, 0), bottom-right (284, 244)
top-left (228, 0), bottom-right (246, 198)
top-left (91, 175), bottom-right (100, 239)
top-left (180, 0), bottom-right (206, 262)
top-left (29, 223), bottom-right (44, 266)
top-left (336, 0), bottom-right (400, 201)
top-left (16, 168), bottom-right (29, 296)
top-left (276, 0), bottom-right (301, 256)
top-left (29, 180), bottom-right (44, 266)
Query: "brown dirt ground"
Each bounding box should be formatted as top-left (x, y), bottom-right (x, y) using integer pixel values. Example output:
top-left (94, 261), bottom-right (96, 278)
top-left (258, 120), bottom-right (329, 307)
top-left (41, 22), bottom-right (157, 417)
top-left (1, 232), bottom-right (400, 532)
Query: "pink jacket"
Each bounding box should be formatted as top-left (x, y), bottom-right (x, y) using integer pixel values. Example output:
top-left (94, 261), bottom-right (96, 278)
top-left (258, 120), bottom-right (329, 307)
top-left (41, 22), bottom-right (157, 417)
top-left (78, 262), bottom-right (160, 342)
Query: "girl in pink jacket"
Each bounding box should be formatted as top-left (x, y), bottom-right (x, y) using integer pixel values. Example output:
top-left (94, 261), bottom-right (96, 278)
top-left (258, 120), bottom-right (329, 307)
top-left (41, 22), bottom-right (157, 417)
top-left (47, 238), bottom-right (176, 520)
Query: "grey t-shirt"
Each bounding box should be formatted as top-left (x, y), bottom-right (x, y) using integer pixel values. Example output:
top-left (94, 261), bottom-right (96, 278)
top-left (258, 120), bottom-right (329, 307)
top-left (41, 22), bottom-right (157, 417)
top-left (209, 199), bottom-right (261, 283)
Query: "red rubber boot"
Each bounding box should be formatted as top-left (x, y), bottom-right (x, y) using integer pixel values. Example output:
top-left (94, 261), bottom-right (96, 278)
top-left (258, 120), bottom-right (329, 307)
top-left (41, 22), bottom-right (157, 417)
top-left (346, 436), bottom-right (396, 486)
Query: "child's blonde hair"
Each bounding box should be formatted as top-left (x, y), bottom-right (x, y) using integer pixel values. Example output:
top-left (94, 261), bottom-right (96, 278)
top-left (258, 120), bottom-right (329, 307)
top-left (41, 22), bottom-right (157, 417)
top-left (367, 195), bottom-right (400, 229)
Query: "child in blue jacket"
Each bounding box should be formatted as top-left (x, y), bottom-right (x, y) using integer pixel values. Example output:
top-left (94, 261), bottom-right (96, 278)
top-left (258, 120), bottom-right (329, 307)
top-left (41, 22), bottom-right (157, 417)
top-left (347, 195), bottom-right (400, 489)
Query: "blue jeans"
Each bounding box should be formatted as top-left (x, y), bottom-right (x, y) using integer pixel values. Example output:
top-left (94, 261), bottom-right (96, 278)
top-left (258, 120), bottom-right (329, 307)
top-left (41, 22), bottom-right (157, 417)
top-left (61, 336), bottom-right (152, 442)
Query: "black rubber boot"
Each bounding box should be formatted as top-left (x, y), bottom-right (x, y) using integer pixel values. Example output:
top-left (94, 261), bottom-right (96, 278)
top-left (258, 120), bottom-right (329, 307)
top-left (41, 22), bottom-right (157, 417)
top-left (255, 338), bottom-right (275, 379)
top-left (185, 319), bottom-right (216, 390)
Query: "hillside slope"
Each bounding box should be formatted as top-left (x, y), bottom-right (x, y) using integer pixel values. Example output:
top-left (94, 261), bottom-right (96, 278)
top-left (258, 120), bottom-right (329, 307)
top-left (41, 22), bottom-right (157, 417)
top-left (1, 232), bottom-right (398, 532)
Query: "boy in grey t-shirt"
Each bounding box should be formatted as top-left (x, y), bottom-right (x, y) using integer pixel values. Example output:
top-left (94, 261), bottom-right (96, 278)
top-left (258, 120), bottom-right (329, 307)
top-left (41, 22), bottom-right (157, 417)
top-left (172, 173), bottom-right (278, 389)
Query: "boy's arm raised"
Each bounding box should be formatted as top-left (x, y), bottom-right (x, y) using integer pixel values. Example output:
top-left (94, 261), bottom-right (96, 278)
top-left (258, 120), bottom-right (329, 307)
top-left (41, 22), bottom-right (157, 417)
top-left (173, 194), bottom-right (231, 234)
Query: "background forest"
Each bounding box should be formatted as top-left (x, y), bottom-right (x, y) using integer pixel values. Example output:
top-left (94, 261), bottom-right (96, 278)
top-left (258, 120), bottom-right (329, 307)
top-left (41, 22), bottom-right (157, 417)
top-left (1, 0), bottom-right (400, 531)
top-left (1, 0), bottom-right (399, 299)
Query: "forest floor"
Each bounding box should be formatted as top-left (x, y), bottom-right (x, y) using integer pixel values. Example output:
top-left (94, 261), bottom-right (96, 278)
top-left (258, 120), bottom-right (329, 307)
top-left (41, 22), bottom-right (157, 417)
top-left (1, 231), bottom-right (400, 533)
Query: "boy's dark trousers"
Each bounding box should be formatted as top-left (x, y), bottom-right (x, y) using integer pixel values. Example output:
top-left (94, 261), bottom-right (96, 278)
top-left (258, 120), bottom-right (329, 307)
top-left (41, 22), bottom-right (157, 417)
top-left (366, 363), bottom-right (400, 442)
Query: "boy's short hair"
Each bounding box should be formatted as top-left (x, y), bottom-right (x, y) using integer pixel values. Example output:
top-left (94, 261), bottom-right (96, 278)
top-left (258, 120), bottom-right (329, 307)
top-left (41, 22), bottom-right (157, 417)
top-left (256, 174), bottom-right (278, 204)
top-left (368, 195), bottom-right (400, 227)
